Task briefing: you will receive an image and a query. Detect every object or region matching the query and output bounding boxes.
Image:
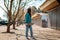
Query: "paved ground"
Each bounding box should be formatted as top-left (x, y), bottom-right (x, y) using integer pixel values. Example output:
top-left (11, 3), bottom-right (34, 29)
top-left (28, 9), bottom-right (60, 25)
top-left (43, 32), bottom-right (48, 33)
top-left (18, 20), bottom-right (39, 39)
top-left (0, 24), bottom-right (60, 40)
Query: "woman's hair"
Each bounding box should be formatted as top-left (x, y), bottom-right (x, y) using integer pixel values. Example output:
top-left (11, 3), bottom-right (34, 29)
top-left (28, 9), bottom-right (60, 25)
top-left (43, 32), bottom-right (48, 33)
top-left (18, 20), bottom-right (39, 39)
top-left (27, 8), bottom-right (31, 16)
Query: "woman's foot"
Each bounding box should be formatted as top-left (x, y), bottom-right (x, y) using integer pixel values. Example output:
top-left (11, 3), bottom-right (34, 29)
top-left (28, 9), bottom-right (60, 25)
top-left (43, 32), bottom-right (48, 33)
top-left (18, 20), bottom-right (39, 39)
top-left (31, 37), bottom-right (37, 40)
top-left (26, 37), bottom-right (30, 40)
top-left (31, 37), bottom-right (35, 39)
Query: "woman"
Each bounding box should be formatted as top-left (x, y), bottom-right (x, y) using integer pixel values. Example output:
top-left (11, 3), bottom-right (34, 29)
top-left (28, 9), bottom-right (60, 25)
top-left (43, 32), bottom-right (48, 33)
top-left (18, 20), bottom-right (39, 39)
top-left (25, 8), bottom-right (34, 39)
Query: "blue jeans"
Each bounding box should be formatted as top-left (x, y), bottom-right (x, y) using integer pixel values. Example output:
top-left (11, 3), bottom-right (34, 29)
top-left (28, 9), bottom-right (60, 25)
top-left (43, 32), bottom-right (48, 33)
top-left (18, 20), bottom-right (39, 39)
top-left (26, 25), bottom-right (33, 38)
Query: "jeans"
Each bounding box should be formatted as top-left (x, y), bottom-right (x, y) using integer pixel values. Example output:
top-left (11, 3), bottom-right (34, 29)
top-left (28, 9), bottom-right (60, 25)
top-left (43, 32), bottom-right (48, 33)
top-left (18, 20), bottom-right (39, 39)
top-left (26, 25), bottom-right (33, 38)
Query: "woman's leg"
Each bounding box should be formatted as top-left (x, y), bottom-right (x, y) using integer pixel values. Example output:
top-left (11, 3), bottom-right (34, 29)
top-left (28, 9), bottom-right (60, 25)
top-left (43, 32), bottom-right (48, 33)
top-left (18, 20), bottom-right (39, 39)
top-left (29, 26), bottom-right (33, 37)
top-left (26, 26), bottom-right (29, 38)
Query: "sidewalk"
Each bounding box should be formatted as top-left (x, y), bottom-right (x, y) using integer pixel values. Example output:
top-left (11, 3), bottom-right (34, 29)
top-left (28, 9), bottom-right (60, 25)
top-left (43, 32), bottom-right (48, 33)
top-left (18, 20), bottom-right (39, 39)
top-left (0, 24), bottom-right (60, 40)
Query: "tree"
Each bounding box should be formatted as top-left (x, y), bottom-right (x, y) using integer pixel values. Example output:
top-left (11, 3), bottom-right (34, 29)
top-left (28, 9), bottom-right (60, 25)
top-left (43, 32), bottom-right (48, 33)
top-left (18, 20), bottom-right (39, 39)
top-left (0, 0), bottom-right (21, 32)
top-left (12, 0), bottom-right (22, 29)
top-left (4, 0), bottom-right (14, 32)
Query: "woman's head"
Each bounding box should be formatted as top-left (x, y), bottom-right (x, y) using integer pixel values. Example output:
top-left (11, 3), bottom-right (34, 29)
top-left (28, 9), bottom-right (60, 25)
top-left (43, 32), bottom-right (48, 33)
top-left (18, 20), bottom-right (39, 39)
top-left (27, 8), bottom-right (31, 16)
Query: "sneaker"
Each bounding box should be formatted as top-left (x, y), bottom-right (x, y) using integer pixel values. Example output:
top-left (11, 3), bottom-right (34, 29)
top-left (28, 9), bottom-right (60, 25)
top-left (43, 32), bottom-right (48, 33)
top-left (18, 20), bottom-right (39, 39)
top-left (31, 37), bottom-right (37, 40)
top-left (31, 37), bottom-right (35, 39)
top-left (26, 37), bottom-right (31, 40)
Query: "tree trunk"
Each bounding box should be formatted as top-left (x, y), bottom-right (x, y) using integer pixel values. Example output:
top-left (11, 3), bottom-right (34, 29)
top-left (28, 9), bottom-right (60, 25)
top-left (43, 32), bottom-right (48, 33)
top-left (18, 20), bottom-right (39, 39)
top-left (7, 23), bottom-right (10, 33)
top-left (13, 21), bottom-right (15, 29)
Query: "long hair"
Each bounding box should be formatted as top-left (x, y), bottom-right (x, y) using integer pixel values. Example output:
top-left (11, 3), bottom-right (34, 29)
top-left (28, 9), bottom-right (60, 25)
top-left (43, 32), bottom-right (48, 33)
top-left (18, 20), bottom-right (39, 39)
top-left (27, 8), bottom-right (31, 17)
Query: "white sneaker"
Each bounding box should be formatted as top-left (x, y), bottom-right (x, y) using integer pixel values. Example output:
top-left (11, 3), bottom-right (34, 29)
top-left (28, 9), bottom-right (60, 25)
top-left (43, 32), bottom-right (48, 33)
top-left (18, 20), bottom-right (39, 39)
top-left (31, 37), bottom-right (37, 40)
top-left (26, 37), bottom-right (30, 40)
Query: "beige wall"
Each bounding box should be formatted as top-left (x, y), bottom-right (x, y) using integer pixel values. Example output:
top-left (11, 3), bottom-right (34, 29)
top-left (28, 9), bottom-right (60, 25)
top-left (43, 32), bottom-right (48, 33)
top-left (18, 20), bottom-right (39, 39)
top-left (48, 6), bottom-right (60, 30)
